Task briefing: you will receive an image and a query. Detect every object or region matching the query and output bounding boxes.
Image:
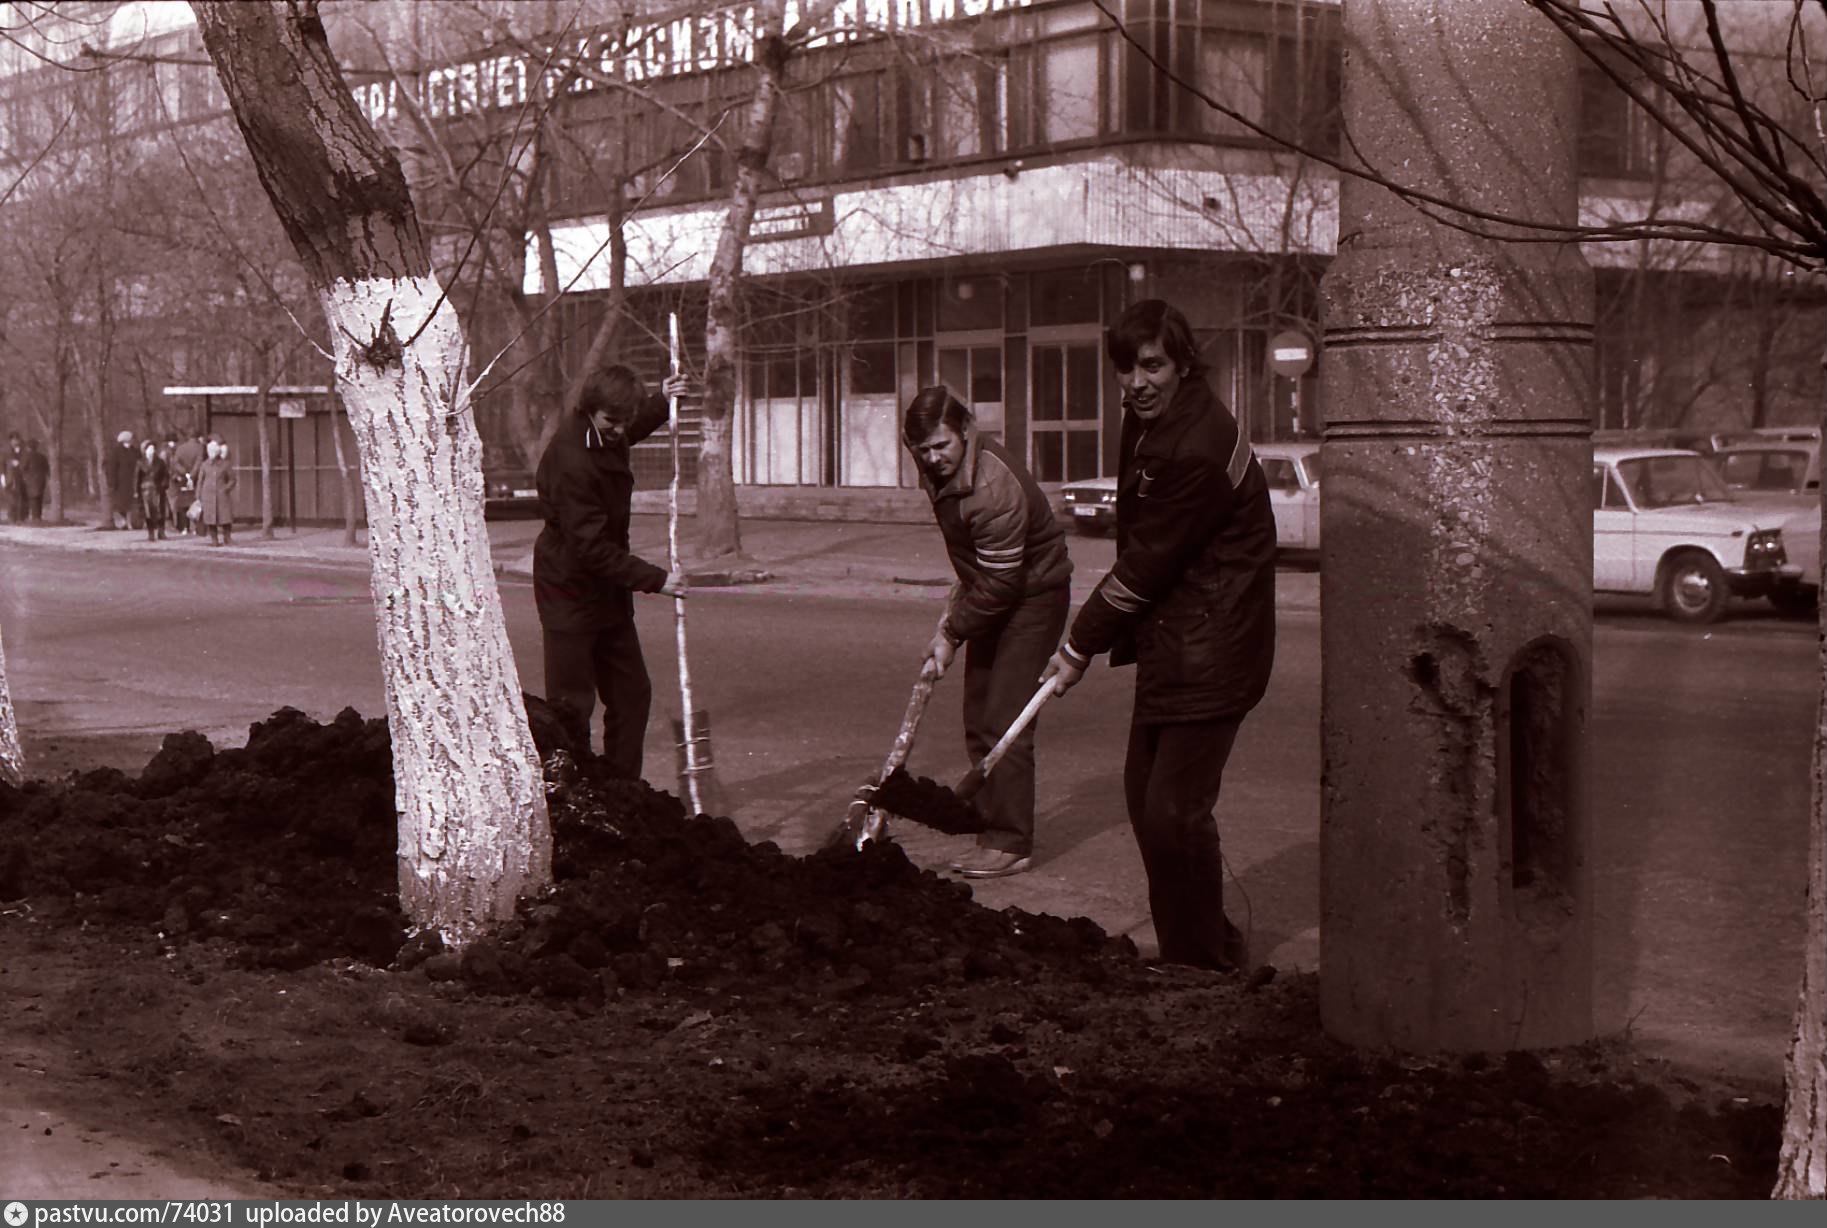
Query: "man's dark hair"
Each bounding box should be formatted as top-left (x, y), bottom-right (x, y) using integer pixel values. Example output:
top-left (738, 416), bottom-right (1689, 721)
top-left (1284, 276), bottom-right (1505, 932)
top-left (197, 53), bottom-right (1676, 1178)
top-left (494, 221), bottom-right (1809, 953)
top-left (1106, 299), bottom-right (1207, 380)
top-left (575, 365), bottom-right (648, 424)
top-left (902, 386), bottom-right (972, 443)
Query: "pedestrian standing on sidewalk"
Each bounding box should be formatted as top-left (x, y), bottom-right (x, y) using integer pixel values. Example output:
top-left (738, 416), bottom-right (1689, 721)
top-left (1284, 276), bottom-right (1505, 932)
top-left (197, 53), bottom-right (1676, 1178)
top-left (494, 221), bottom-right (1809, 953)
top-left (135, 440), bottom-right (169, 541)
top-left (170, 431), bottom-right (204, 535)
top-left (1041, 299), bottom-right (1277, 971)
top-left (21, 439), bottom-right (48, 524)
top-left (4, 433), bottom-right (24, 524)
top-left (196, 438), bottom-right (237, 546)
top-left (159, 435), bottom-right (181, 534)
top-left (533, 365), bottom-right (690, 780)
top-left (106, 430), bottom-right (139, 530)
top-left (905, 387), bottom-right (1072, 879)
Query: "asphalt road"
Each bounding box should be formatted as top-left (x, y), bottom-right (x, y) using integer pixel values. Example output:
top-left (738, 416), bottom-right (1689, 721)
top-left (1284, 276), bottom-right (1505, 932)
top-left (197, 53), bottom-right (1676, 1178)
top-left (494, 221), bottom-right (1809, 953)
top-left (0, 541), bottom-right (1814, 1082)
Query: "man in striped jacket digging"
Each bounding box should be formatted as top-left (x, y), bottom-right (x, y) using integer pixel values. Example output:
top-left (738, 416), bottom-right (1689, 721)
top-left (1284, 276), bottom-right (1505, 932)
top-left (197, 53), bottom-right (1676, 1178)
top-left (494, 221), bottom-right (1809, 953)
top-left (1041, 300), bottom-right (1277, 971)
top-left (907, 387), bottom-right (1073, 879)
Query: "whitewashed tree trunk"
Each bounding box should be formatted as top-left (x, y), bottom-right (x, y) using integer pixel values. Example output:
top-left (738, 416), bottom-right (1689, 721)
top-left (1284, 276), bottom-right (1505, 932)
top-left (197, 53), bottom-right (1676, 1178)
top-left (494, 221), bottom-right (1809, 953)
top-left (322, 276), bottom-right (548, 940)
top-left (1774, 356), bottom-right (1827, 1198)
top-left (0, 622), bottom-right (22, 788)
top-left (192, 0), bottom-right (549, 946)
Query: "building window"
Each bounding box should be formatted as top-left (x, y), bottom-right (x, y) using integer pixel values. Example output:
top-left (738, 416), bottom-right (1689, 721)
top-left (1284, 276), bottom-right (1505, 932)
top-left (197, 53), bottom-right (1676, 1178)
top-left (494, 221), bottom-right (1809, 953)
top-left (1037, 34), bottom-right (1104, 144)
top-left (931, 56), bottom-right (1006, 159)
top-left (936, 275), bottom-right (1003, 332)
top-left (1118, 0), bottom-right (1327, 146)
top-left (1029, 268), bottom-right (1102, 327)
top-left (829, 72), bottom-right (883, 174)
top-left (1185, 30), bottom-right (1267, 138)
top-left (1578, 59), bottom-right (1655, 178)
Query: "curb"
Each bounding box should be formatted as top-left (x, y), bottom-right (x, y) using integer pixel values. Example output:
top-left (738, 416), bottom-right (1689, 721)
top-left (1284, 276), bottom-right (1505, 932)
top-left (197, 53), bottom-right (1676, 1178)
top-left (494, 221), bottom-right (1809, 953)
top-left (3, 525), bottom-right (1322, 611)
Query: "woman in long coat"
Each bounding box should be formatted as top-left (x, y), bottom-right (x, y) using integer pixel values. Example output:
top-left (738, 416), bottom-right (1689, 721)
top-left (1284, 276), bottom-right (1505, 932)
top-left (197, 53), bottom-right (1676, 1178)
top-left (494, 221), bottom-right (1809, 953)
top-left (195, 439), bottom-right (238, 546)
top-left (134, 440), bottom-right (169, 542)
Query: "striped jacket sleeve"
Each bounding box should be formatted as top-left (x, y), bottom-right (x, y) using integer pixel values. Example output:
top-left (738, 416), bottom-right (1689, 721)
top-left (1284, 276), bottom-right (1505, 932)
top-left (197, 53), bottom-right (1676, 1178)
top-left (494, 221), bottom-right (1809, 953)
top-left (1062, 423), bottom-right (1250, 666)
top-left (943, 459), bottom-right (1030, 643)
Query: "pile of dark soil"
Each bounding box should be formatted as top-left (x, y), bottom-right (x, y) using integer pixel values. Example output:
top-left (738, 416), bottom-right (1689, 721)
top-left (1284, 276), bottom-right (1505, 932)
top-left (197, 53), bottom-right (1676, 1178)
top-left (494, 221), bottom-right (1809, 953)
top-left (0, 705), bottom-right (1785, 1198)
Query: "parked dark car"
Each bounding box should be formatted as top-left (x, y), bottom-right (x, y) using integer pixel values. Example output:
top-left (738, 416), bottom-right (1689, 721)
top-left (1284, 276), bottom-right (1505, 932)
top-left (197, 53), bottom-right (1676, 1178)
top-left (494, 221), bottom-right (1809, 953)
top-left (483, 465), bottom-right (540, 519)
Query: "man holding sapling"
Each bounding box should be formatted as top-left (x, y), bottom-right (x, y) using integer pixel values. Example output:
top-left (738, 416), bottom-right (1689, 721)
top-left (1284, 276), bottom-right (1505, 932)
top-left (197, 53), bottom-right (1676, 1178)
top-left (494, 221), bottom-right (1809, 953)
top-left (906, 386), bottom-right (1072, 879)
top-left (534, 365), bottom-right (691, 781)
top-left (1041, 300), bottom-right (1276, 970)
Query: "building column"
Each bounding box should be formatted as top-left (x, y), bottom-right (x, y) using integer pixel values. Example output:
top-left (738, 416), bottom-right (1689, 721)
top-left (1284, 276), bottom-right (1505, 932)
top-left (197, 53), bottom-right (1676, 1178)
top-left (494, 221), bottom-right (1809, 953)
top-left (1318, 0), bottom-right (1595, 1051)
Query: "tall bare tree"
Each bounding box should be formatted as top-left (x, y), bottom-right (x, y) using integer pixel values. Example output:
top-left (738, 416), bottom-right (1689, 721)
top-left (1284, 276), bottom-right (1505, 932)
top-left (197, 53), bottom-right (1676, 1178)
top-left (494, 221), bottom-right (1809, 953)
top-left (189, 0), bottom-right (549, 946)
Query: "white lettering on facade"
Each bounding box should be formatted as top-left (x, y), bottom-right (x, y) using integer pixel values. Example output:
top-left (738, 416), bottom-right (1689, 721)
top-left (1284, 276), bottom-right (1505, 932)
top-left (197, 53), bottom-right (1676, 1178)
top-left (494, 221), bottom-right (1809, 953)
top-left (348, 0), bottom-right (1029, 124)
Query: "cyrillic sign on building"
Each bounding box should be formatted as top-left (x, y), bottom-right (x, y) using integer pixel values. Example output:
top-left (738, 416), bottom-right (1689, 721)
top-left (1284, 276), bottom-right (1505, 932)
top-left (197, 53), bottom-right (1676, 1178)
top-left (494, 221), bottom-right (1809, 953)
top-left (353, 0), bottom-right (1033, 125)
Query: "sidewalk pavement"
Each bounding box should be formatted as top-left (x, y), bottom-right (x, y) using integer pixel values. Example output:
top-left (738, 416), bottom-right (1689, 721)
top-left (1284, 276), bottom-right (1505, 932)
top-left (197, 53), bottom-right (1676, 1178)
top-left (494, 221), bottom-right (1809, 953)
top-left (0, 512), bottom-right (1322, 611)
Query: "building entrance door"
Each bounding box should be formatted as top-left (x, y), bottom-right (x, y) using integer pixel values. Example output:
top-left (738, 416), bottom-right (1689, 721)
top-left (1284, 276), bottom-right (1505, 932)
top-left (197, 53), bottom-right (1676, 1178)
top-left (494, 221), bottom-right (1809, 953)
top-left (1029, 334), bottom-right (1103, 483)
top-left (936, 333), bottom-right (1005, 440)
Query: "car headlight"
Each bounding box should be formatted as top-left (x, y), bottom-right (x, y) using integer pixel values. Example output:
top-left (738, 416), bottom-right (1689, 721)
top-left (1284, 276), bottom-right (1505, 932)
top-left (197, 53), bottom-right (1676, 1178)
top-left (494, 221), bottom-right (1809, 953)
top-left (1100, 491), bottom-right (1115, 504)
top-left (1748, 529), bottom-right (1786, 566)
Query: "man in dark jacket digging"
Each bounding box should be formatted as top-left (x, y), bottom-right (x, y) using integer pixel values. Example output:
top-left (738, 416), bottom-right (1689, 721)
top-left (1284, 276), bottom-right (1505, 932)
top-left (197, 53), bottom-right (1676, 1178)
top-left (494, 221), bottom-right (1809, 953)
top-left (534, 365), bottom-right (689, 781)
top-left (1041, 299), bottom-right (1276, 971)
top-left (907, 387), bottom-right (1072, 879)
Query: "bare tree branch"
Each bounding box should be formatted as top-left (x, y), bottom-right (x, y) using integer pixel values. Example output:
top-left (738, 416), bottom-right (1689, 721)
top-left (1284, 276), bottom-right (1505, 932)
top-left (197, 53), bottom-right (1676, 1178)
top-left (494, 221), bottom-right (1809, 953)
top-left (1090, 0), bottom-right (1826, 265)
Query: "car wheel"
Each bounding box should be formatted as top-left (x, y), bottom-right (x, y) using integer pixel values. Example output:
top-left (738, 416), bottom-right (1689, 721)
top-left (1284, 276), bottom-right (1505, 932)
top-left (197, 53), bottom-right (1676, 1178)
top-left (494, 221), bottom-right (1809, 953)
top-left (1659, 552), bottom-right (1731, 624)
top-left (1770, 585), bottom-right (1819, 618)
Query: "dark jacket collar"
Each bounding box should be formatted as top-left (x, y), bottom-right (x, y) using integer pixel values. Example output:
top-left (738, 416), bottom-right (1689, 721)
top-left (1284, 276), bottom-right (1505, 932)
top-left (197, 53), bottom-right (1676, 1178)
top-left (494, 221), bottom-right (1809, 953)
top-left (1131, 380), bottom-right (1214, 459)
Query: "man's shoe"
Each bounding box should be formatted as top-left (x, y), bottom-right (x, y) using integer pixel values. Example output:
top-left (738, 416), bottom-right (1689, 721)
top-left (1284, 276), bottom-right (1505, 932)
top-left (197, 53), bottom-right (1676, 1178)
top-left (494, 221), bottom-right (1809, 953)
top-left (950, 847), bottom-right (1032, 879)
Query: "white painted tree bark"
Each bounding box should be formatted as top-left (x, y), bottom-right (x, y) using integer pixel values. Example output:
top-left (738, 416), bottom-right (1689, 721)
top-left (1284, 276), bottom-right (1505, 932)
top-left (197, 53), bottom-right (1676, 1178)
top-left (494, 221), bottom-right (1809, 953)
top-left (1774, 369), bottom-right (1827, 1198)
top-left (191, 0), bottom-right (549, 945)
top-left (0, 622), bottom-right (23, 788)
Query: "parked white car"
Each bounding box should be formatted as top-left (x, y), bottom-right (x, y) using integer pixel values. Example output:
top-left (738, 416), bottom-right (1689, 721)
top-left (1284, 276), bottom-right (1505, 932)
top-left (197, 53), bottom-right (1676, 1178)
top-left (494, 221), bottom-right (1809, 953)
top-left (1773, 502), bottom-right (1820, 616)
top-left (1709, 440), bottom-right (1820, 507)
top-left (1057, 440), bottom-right (1321, 553)
top-left (1258, 441), bottom-right (1322, 554)
top-left (1593, 446), bottom-right (1793, 623)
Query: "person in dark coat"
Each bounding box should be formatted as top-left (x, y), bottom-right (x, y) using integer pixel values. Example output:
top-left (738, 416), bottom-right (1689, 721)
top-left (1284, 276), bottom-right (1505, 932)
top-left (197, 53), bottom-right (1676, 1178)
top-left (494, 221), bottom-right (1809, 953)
top-left (905, 387), bottom-right (1073, 879)
top-left (21, 439), bottom-right (48, 523)
top-left (106, 430), bottom-right (139, 529)
top-left (4, 433), bottom-right (24, 524)
top-left (533, 365), bottom-right (688, 780)
top-left (134, 440), bottom-right (169, 541)
top-left (1042, 299), bottom-right (1277, 971)
top-left (170, 432), bottom-right (204, 535)
top-left (196, 438), bottom-right (238, 546)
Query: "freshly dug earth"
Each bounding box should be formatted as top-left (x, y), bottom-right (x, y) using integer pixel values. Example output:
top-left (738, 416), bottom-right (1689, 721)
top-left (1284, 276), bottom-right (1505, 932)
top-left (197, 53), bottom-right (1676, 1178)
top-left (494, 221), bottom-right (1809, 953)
top-left (871, 766), bottom-right (987, 836)
top-left (0, 706), bottom-right (1784, 1198)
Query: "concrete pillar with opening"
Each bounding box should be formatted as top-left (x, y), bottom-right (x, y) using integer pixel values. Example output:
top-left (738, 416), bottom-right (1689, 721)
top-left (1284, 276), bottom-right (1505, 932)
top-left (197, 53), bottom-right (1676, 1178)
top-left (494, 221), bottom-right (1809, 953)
top-left (1317, 0), bottom-right (1595, 1051)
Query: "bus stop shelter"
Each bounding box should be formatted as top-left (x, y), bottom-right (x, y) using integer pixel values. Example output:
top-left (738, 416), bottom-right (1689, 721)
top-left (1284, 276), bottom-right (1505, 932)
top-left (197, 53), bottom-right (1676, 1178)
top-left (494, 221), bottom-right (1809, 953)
top-left (161, 386), bottom-right (365, 527)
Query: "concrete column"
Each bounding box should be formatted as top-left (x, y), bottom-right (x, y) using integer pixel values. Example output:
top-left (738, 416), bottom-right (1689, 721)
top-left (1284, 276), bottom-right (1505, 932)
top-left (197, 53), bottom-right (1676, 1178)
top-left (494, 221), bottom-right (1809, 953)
top-left (1318, 0), bottom-right (1594, 1051)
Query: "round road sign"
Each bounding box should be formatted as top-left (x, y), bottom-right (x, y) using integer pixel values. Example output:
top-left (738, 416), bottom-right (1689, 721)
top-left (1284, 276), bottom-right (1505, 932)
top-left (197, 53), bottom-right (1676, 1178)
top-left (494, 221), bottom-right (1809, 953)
top-left (1269, 330), bottom-right (1315, 379)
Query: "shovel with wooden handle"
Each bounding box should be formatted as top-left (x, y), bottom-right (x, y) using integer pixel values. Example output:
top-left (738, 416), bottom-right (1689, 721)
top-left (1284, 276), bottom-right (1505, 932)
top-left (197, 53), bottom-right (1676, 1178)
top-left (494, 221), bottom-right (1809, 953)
top-left (831, 611), bottom-right (956, 850)
top-left (832, 658), bottom-right (940, 850)
top-left (952, 677), bottom-right (1059, 802)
